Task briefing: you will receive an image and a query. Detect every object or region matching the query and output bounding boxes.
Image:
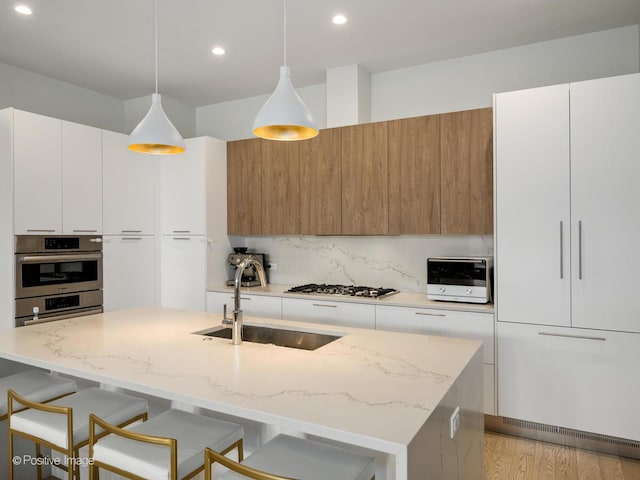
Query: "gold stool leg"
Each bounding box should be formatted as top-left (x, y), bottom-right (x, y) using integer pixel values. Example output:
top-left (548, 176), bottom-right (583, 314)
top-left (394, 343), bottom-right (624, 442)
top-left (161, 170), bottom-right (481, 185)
top-left (238, 439), bottom-right (244, 462)
top-left (8, 430), bottom-right (14, 480)
top-left (35, 443), bottom-right (43, 480)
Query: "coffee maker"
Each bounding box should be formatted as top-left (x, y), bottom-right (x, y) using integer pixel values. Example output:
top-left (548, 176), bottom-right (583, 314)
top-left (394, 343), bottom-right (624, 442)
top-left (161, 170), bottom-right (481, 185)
top-left (226, 248), bottom-right (268, 287)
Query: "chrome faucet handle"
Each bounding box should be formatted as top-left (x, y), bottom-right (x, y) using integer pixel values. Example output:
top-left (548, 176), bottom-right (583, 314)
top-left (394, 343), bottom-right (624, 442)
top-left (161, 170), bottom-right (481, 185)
top-left (222, 304), bottom-right (232, 326)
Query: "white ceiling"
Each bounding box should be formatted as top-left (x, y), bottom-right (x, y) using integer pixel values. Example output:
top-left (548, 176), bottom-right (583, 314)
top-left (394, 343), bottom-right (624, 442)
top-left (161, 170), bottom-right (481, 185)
top-left (1, 0), bottom-right (639, 107)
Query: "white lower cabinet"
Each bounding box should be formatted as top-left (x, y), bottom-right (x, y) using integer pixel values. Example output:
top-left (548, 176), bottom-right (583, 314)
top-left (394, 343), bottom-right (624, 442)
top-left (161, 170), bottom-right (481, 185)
top-left (160, 236), bottom-right (206, 311)
top-left (206, 291), bottom-right (282, 319)
top-left (376, 305), bottom-right (495, 414)
top-left (103, 236), bottom-right (156, 311)
top-left (498, 321), bottom-right (640, 440)
top-left (282, 298), bottom-right (375, 329)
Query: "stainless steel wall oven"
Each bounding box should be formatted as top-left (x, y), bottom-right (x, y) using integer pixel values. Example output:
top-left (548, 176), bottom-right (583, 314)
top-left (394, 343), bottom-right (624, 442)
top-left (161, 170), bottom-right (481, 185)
top-left (15, 235), bottom-right (103, 326)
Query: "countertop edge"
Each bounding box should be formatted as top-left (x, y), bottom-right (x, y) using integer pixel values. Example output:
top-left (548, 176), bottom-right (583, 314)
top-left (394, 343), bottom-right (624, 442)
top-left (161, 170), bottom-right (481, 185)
top-left (208, 284), bottom-right (494, 314)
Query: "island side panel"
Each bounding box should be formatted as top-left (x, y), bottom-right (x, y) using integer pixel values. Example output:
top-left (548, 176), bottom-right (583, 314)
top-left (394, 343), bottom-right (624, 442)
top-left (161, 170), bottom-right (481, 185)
top-left (407, 347), bottom-right (484, 480)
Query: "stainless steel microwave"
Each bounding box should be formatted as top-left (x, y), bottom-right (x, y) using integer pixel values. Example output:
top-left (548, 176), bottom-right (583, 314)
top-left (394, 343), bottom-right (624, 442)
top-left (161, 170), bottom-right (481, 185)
top-left (427, 257), bottom-right (493, 304)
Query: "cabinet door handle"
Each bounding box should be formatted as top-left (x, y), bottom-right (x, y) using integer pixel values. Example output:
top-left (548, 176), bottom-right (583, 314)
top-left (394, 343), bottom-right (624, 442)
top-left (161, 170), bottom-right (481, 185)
top-left (312, 304), bottom-right (337, 308)
top-left (578, 220), bottom-right (583, 280)
top-left (172, 230), bottom-right (191, 233)
top-left (26, 229), bottom-right (56, 233)
top-left (122, 237), bottom-right (143, 241)
top-left (73, 229), bottom-right (98, 233)
top-left (559, 221), bottom-right (564, 279)
top-left (121, 230), bottom-right (143, 233)
top-left (538, 332), bottom-right (605, 341)
top-left (415, 311), bottom-right (446, 317)
top-left (172, 237), bottom-right (191, 241)
top-left (230, 296), bottom-right (251, 300)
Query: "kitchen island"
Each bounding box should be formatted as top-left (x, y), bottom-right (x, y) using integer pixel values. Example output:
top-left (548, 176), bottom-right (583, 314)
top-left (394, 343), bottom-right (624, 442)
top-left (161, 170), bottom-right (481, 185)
top-left (0, 307), bottom-right (483, 480)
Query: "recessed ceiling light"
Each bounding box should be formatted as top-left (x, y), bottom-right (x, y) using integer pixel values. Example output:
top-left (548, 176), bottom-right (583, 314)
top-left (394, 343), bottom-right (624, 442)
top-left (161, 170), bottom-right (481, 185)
top-left (332, 14), bottom-right (347, 25)
top-left (211, 46), bottom-right (225, 56)
top-left (15, 5), bottom-right (32, 15)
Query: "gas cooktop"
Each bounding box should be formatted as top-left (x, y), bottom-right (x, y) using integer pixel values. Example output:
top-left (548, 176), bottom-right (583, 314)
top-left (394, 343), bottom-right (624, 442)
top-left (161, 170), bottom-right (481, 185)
top-left (285, 284), bottom-right (398, 300)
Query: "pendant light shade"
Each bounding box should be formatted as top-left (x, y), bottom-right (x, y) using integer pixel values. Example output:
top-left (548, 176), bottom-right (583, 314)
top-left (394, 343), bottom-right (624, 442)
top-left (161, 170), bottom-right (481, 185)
top-left (253, 66), bottom-right (318, 141)
top-left (128, 94), bottom-right (186, 154)
top-left (128, 0), bottom-right (185, 154)
top-left (252, 0), bottom-right (318, 141)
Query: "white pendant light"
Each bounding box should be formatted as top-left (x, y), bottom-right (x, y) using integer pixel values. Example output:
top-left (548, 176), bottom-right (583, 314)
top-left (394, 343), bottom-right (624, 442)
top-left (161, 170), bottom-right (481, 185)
top-left (128, 0), bottom-right (185, 154)
top-left (253, 0), bottom-right (318, 141)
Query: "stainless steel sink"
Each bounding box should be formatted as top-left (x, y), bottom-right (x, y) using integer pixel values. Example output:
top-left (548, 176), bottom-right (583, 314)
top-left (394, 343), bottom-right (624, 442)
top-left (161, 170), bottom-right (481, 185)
top-left (196, 324), bottom-right (343, 351)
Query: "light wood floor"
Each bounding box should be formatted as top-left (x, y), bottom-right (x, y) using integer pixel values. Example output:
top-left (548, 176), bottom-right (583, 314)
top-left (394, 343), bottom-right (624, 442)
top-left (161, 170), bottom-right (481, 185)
top-left (43, 433), bottom-right (640, 480)
top-left (485, 432), bottom-right (640, 480)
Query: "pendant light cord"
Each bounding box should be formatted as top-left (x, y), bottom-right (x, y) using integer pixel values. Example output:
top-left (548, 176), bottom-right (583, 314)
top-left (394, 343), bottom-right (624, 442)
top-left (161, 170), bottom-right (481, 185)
top-left (154, 0), bottom-right (158, 94)
top-left (283, 0), bottom-right (287, 67)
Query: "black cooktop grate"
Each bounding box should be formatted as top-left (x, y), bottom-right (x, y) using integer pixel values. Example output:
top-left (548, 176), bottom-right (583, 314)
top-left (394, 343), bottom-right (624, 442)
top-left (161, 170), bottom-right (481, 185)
top-left (285, 284), bottom-right (398, 299)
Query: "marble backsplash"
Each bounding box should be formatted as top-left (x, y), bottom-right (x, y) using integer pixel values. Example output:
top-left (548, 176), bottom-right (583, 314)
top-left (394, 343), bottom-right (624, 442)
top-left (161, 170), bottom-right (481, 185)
top-left (228, 235), bottom-right (493, 293)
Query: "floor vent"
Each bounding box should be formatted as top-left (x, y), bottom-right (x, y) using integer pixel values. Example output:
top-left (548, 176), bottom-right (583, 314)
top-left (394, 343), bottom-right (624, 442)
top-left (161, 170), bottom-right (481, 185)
top-left (485, 415), bottom-right (640, 460)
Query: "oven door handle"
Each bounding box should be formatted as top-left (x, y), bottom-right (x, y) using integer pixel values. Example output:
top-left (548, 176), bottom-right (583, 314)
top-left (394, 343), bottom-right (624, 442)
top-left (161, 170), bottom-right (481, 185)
top-left (17, 253), bottom-right (102, 263)
top-left (21, 307), bottom-right (103, 326)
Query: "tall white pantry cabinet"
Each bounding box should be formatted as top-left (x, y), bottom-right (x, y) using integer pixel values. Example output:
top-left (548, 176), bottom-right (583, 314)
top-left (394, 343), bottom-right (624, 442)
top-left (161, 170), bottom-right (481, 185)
top-left (494, 73), bottom-right (640, 441)
top-left (102, 130), bottom-right (157, 311)
top-left (159, 137), bottom-right (227, 312)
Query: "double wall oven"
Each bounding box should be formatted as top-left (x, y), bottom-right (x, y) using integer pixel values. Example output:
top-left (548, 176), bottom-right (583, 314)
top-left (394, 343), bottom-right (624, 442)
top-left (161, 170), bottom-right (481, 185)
top-left (15, 235), bottom-right (103, 326)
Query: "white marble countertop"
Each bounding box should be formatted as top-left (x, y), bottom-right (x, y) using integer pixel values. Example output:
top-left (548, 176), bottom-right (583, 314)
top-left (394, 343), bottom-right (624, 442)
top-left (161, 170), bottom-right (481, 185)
top-left (209, 284), bottom-right (494, 314)
top-left (0, 307), bottom-right (481, 455)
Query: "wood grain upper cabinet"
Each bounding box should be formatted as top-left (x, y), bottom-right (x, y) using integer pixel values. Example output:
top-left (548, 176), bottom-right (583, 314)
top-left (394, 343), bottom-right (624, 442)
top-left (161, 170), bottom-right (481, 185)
top-left (299, 128), bottom-right (342, 235)
top-left (388, 115), bottom-right (440, 234)
top-left (261, 140), bottom-right (300, 235)
top-left (341, 122), bottom-right (389, 235)
top-left (227, 139), bottom-right (262, 235)
top-left (440, 107), bottom-right (493, 234)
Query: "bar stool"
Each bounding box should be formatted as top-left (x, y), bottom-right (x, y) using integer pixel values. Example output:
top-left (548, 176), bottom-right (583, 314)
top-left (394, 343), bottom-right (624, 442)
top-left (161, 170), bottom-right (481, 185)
top-left (88, 408), bottom-right (244, 480)
top-left (204, 434), bottom-right (376, 480)
top-left (0, 369), bottom-right (77, 421)
top-left (8, 386), bottom-right (149, 480)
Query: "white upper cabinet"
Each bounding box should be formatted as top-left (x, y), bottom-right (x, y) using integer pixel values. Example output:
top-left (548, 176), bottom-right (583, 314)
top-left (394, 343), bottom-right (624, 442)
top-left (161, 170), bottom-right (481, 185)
top-left (494, 84), bottom-right (571, 327)
top-left (103, 130), bottom-right (156, 235)
top-left (61, 120), bottom-right (102, 234)
top-left (160, 137), bottom-right (206, 235)
top-left (14, 110), bottom-right (63, 234)
top-left (569, 74), bottom-right (640, 334)
top-left (495, 73), bottom-right (640, 334)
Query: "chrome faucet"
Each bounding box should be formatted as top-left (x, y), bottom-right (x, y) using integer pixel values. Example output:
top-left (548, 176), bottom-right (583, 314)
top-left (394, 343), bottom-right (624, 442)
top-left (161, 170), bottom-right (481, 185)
top-left (222, 256), bottom-right (267, 345)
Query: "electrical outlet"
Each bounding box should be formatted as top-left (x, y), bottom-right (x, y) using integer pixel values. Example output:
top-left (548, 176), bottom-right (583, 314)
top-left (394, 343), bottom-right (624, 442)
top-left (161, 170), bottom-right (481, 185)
top-left (268, 263), bottom-right (277, 270)
top-left (450, 406), bottom-right (461, 439)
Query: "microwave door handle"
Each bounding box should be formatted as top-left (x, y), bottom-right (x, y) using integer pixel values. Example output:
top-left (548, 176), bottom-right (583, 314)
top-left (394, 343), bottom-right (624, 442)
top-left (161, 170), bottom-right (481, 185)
top-left (18, 253), bottom-right (102, 263)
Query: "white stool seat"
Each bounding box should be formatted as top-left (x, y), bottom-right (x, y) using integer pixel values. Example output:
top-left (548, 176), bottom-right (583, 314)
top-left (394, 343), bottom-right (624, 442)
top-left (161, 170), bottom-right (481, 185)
top-left (10, 387), bottom-right (148, 449)
top-left (218, 435), bottom-right (375, 480)
top-left (0, 369), bottom-right (76, 418)
top-left (93, 409), bottom-right (244, 479)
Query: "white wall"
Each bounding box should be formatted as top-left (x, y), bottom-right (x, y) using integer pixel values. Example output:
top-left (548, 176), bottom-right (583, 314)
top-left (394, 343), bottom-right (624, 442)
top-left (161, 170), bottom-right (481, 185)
top-left (0, 62), bottom-right (124, 132)
top-left (0, 62), bottom-right (197, 136)
top-left (124, 94), bottom-right (196, 138)
top-left (371, 26), bottom-right (640, 121)
top-left (196, 26), bottom-right (639, 141)
top-left (196, 84), bottom-right (327, 141)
